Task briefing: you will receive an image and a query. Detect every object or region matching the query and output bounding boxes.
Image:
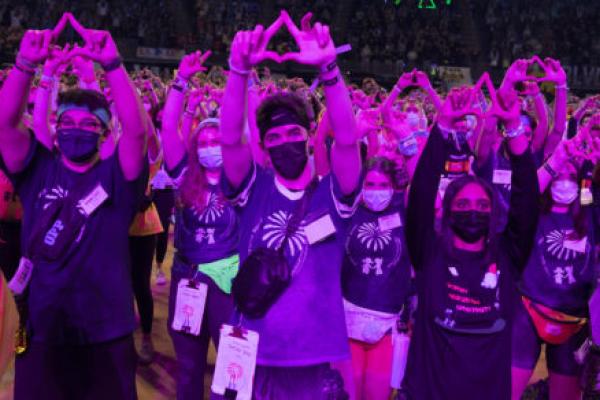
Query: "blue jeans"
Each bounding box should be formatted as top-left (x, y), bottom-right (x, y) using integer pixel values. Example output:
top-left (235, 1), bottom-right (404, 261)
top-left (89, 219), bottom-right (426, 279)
top-left (168, 261), bottom-right (234, 400)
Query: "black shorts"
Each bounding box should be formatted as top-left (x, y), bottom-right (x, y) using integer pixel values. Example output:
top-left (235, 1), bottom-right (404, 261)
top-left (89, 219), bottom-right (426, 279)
top-left (511, 298), bottom-right (587, 376)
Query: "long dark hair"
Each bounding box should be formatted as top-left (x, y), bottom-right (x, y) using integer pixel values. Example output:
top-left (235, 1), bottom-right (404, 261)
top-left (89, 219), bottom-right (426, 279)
top-left (441, 175), bottom-right (498, 262)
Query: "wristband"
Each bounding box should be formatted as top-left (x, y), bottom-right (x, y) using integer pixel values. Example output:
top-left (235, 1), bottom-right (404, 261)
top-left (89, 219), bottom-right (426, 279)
top-left (543, 162), bottom-right (559, 179)
top-left (228, 59), bottom-right (251, 76)
top-left (184, 109), bottom-right (195, 118)
top-left (319, 60), bottom-right (337, 75)
top-left (14, 63), bottom-right (35, 76)
top-left (321, 75), bottom-right (339, 87)
top-left (15, 55), bottom-right (38, 70)
top-left (101, 57), bottom-right (123, 72)
top-left (556, 83), bottom-right (568, 90)
top-left (173, 75), bottom-right (189, 89)
top-left (171, 84), bottom-right (185, 93)
top-left (503, 122), bottom-right (525, 139)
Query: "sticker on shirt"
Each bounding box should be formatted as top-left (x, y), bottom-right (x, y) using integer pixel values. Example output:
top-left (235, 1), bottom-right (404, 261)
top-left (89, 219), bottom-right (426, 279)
top-left (545, 229), bottom-right (588, 260)
top-left (212, 325), bottom-right (259, 400)
top-left (304, 214), bottom-right (336, 245)
top-left (378, 213), bottom-right (402, 231)
top-left (171, 279), bottom-right (208, 336)
top-left (77, 184), bottom-right (109, 217)
top-left (8, 257), bottom-right (34, 295)
top-left (480, 263), bottom-right (499, 290)
top-left (492, 169), bottom-right (512, 186)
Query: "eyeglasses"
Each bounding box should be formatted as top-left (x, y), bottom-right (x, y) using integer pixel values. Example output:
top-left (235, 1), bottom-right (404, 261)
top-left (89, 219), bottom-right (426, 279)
top-left (56, 119), bottom-right (103, 132)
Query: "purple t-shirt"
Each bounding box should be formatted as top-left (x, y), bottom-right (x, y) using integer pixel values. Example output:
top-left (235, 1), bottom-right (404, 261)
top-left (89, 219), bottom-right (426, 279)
top-left (222, 164), bottom-right (359, 366)
top-left (2, 139), bottom-right (147, 344)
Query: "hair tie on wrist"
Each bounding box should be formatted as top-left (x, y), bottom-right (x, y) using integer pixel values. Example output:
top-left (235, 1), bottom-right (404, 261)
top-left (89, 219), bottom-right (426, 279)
top-left (102, 57), bottom-right (123, 72)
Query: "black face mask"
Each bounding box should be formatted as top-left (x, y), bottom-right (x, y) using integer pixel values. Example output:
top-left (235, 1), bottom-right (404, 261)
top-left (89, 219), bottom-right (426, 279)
top-left (449, 210), bottom-right (491, 244)
top-left (268, 140), bottom-right (308, 180)
top-left (57, 128), bottom-right (101, 163)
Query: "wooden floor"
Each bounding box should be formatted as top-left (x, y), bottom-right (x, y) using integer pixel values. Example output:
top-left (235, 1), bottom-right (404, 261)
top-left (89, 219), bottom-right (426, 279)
top-left (0, 238), bottom-right (547, 400)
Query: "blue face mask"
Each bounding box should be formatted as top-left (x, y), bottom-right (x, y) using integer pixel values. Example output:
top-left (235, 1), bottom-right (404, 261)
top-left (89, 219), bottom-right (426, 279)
top-left (197, 146), bottom-right (223, 169)
top-left (398, 134), bottom-right (419, 157)
top-left (57, 128), bottom-right (101, 163)
top-left (363, 188), bottom-right (393, 212)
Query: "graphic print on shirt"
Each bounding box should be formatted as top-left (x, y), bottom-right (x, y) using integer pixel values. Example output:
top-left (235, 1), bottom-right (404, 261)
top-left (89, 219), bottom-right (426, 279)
top-left (540, 229), bottom-right (589, 287)
top-left (39, 185), bottom-right (68, 210)
top-left (346, 220), bottom-right (402, 278)
top-left (248, 209), bottom-right (309, 275)
top-left (189, 192), bottom-right (227, 244)
top-left (439, 263), bottom-right (502, 331)
top-left (194, 192), bottom-right (225, 224)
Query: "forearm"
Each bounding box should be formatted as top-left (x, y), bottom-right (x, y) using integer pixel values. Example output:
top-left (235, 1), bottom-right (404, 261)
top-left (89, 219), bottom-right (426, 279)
top-left (108, 66), bottom-right (148, 180)
top-left (221, 71), bottom-right (252, 188)
top-left (530, 93), bottom-right (549, 152)
top-left (32, 76), bottom-right (56, 150)
top-left (475, 122), bottom-right (497, 167)
top-left (504, 149), bottom-right (539, 271)
top-left (161, 86), bottom-right (187, 170)
top-left (325, 67), bottom-right (361, 194)
top-left (105, 66), bottom-right (146, 140)
top-left (0, 67), bottom-right (33, 130)
top-left (423, 84), bottom-right (442, 111)
top-left (220, 72), bottom-right (248, 147)
top-left (552, 86), bottom-right (567, 138)
top-left (406, 126), bottom-right (446, 268)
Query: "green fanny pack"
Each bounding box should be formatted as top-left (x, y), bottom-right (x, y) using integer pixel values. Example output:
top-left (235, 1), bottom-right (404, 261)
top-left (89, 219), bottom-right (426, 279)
top-left (197, 254), bottom-right (240, 294)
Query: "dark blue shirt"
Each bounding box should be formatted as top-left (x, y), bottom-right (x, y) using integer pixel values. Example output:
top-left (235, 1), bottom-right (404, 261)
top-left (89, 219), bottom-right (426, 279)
top-left (342, 193), bottom-right (411, 313)
top-left (2, 139), bottom-right (147, 344)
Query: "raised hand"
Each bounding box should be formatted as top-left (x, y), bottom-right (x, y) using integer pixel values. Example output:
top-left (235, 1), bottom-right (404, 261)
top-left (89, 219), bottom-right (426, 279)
top-left (178, 50), bottom-right (212, 80)
top-left (502, 59), bottom-right (535, 90)
top-left (414, 70), bottom-right (433, 90)
top-left (279, 11), bottom-right (336, 68)
top-left (438, 86), bottom-right (480, 130)
top-left (67, 14), bottom-right (120, 68)
top-left (229, 18), bottom-right (283, 71)
top-left (395, 71), bottom-right (415, 91)
top-left (537, 57), bottom-right (567, 86)
top-left (17, 29), bottom-right (53, 67)
top-left (42, 44), bottom-right (70, 77)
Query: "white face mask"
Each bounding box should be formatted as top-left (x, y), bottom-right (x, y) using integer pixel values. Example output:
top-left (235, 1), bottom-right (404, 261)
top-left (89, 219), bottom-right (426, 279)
top-left (197, 146), bottom-right (223, 169)
top-left (551, 179), bottom-right (579, 205)
top-left (406, 112), bottom-right (420, 128)
top-left (362, 188), bottom-right (393, 212)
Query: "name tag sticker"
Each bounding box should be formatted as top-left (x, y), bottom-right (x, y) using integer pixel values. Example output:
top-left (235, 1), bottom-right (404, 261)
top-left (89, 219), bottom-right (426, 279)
top-left (378, 213), bottom-right (402, 231)
top-left (304, 214), bottom-right (336, 245)
top-left (171, 279), bottom-right (208, 336)
top-left (563, 235), bottom-right (587, 253)
top-left (78, 184), bottom-right (109, 216)
top-left (493, 169), bottom-right (512, 185)
top-left (212, 325), bottom-right (259, 400)
top-left (8, 257), bottom-right (33, 295)
top-left (581, 188), bottom-right (593, 206)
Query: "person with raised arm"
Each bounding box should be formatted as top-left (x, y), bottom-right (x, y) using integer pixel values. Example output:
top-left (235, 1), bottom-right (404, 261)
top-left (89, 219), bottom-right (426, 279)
top-left (161, 50), bottom-right (241, 400)
top-left (219, 10), bottom-right (361, 398)
top-left (0, 14), bottom-right (148, 399)
top-left (403, 86), bottom-right (539, 400)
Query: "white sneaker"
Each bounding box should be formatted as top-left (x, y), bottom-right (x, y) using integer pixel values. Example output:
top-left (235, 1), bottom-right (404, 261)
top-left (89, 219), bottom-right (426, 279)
top-left (156, 270), bottom-right (167, 286)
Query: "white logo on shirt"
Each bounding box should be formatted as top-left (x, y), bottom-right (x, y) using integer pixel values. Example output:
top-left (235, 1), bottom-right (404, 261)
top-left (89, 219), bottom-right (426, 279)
top-left (553, 266), bottom-right (577, 285)
top-left (361, 257), bottom-right (384, 275)
top-left (262, 210), bottom-right (307, 257)
top-left (357, 222), bottom-right (392, 252)
top-left (40, 185), bottom-right (68, 210)
top-left (194, 192), bottom-right (225, 224)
